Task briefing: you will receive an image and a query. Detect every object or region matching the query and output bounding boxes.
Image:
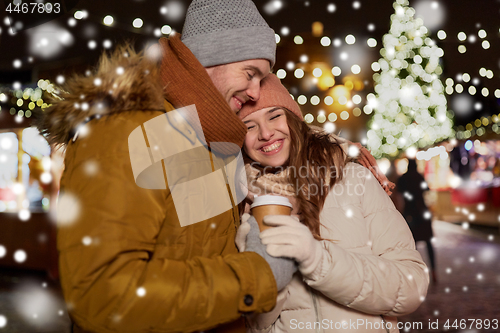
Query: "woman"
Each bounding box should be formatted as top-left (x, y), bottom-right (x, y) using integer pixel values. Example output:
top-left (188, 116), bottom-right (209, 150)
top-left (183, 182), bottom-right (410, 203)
top-left (237, 74), bottom-right (429, 333)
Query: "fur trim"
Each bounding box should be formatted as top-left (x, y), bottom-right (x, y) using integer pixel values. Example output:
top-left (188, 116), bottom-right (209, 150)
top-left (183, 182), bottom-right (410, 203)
top-left (36, 44), bottom-right (164, 147)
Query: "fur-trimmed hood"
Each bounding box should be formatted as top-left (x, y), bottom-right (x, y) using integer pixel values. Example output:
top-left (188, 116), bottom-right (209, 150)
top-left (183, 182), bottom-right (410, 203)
top-left (37, 45), bottom-right (164, 147)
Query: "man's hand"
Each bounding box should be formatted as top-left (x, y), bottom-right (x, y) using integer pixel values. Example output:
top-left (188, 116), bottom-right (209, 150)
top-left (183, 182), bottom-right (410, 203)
top-left (245, 216), bottom-right (297, 291)
top-left (348, 142), bottom-right (396, 196)
top-left (312, 126), bottom-right (396, 196)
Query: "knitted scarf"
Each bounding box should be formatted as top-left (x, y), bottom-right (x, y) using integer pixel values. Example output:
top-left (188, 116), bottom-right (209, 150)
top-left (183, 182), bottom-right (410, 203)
top-left (157, 35), bottom-right (247, 155)
top-left (244, 157), bottom-right (394, 216)
top-left (245, 164), bottom-right (295, 197)
top-left (244, 163), bottom-right (300, 215)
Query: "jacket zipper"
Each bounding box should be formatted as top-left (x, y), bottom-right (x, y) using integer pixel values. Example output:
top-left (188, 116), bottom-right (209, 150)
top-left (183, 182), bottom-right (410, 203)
top-left (309, 287), bottom-right (324, 333)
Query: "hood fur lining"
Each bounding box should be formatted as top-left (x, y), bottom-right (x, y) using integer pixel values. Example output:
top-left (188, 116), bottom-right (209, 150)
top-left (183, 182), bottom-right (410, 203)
top-left (37, 44), bottom-right (164, 146)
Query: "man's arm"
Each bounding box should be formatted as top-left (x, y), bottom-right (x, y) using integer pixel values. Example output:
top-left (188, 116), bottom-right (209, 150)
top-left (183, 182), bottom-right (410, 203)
top-left (309, 126), bottom-right (396, 195)
top-left (57, 114), bottom-right (277, 332)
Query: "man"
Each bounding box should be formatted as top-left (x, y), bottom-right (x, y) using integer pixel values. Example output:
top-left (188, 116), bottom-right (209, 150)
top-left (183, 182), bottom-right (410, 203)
top-left (37, 1), bottom-right (295, 332)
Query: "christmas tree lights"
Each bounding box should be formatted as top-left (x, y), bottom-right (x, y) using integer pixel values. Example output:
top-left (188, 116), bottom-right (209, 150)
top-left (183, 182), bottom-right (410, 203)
top-left (367, 0), bottom-right (454, 159)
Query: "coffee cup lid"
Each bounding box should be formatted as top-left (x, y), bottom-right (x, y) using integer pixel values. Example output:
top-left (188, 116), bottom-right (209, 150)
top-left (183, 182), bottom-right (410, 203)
top-left (250, 195), bottom-right (293, 209)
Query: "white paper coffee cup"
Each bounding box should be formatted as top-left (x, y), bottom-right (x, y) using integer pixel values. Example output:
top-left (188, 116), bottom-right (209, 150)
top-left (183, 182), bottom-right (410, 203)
top-left (250, 195), bottom-right (292, 231)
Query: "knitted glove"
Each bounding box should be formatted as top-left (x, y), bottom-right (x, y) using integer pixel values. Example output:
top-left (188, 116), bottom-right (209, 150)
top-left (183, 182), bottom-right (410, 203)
top-left (235, 213), bottom-right (251, 252)
top-left (260, 215), bottom-right (324, 278)
top-left (245, 216), bottom-right (297, 291)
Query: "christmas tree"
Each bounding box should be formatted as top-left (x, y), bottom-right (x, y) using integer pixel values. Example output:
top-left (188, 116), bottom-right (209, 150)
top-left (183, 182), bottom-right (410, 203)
top-left (367, 0), bottom-right (454, 159)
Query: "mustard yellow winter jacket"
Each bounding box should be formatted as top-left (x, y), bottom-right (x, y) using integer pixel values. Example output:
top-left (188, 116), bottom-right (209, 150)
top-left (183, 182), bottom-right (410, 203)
top-left (40, 48), bottom-right (277, 333)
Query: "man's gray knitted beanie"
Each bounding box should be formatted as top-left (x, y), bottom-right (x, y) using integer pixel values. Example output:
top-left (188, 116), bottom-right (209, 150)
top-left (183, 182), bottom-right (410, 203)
top-left (181, 0), bottom-right (276, 68)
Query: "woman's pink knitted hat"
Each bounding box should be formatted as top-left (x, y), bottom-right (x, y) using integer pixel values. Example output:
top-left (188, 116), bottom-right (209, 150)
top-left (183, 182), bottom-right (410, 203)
top-left (237, 74), bottom-right (303, 121)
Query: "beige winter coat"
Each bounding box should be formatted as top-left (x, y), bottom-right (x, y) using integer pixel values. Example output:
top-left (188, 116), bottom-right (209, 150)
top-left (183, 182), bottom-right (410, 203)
top-left (246, 163), bottom-right (429, 333)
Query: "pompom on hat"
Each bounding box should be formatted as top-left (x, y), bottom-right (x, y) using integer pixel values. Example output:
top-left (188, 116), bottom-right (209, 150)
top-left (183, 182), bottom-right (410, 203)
top-left (238, 74), bottom-right (303, 121)
top-left (181, 0), bottom-right (276, 68)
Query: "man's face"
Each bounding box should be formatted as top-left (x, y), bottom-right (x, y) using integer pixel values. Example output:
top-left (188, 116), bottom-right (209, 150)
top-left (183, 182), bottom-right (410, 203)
top-left (206, 59), bottom-right (271, 113)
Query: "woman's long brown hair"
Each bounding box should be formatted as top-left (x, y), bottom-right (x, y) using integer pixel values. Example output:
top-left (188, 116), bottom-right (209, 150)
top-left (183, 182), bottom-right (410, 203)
top-left (285, 110), bottom-right (348, 240)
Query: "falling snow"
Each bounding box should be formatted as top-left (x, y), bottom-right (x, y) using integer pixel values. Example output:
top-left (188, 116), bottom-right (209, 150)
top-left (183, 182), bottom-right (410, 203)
top-left (55, 192), bottom-right (81, 226)
top-left (136, 287), bottom-right (146, 297)
top-left (1, 1), bottom-right (500, 331)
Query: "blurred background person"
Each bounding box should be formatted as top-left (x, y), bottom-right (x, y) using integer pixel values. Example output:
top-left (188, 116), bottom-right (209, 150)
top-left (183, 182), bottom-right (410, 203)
top-left (397, 159), bottom-right (437, 283)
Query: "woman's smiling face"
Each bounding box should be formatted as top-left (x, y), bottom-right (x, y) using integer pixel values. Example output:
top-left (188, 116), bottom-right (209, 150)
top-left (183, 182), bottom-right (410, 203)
top-left (242, 107), bottom-right (291, 168)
